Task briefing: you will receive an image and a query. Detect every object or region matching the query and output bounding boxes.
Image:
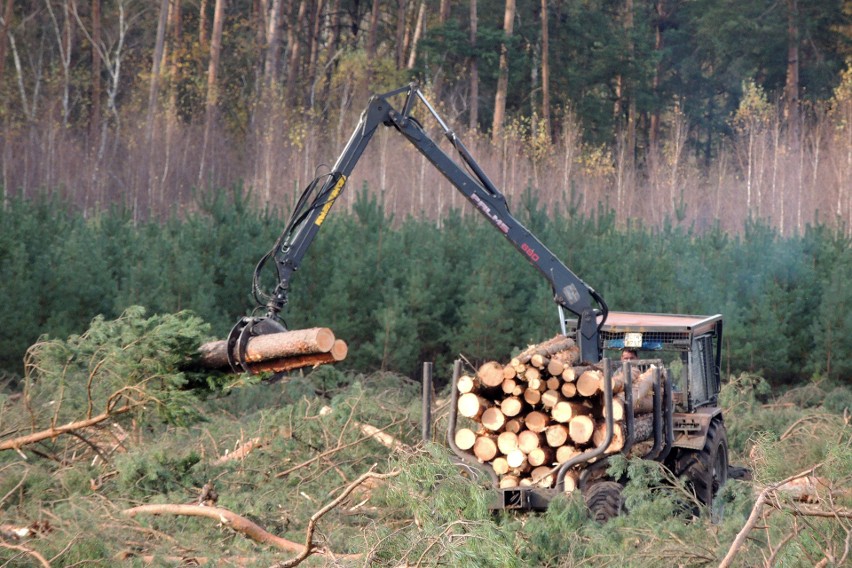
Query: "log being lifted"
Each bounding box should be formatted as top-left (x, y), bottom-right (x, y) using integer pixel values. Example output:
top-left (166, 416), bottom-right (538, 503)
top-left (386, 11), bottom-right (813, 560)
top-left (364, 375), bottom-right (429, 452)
top-left (196, 328), bottom-right (346, 374)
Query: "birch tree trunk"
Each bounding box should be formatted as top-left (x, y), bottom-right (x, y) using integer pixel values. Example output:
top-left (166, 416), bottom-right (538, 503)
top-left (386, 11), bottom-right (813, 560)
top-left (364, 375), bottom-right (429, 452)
top-left (491, 0), bottom-right (515, 143)
top-left (785, 0), bottom-right (800, 146)
top-left (406, 0), bottom-right (425, 69)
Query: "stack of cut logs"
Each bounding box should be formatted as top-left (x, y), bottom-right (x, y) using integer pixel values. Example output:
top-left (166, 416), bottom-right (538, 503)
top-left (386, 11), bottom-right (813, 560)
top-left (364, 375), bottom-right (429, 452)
top-left (196, 327), bottom-right (348, 374)
top-left (453, 335), bottom-right (660, 492)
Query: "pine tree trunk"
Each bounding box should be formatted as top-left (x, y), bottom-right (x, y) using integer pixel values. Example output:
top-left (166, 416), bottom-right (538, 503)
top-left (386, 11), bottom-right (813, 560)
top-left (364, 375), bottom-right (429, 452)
top-left (199, 0), bottom-right (226, 183)
top-left (540, 0), bottom-right (550, 139)
top-left (491, 0), bottom-right (515, 142)
top-left (468, 0), bottom-right (478, 129)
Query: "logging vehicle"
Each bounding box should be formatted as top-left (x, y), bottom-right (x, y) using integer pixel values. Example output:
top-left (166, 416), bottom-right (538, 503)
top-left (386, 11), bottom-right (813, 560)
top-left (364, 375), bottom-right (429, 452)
top-left (227, 84), bottom-right (730, 518)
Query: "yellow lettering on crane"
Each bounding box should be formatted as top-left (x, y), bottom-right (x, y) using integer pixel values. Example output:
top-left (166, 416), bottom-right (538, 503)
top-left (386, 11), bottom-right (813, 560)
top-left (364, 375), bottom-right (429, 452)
top-left (315, 175), bottom-right (347, 226)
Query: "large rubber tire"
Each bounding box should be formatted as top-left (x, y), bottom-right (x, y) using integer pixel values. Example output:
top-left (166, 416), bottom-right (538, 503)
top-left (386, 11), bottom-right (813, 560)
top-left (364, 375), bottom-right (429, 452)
top-left (675, 418), bottom-right (729, 508)
top-left (584, 481), bottom-right (625, 522)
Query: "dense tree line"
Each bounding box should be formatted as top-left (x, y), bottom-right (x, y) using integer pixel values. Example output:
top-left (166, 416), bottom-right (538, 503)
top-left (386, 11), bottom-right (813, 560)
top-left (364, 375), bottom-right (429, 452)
top-left (0, 0), bottom-right (850, 229)
top-left (1, 190), bottom-right (849, 386)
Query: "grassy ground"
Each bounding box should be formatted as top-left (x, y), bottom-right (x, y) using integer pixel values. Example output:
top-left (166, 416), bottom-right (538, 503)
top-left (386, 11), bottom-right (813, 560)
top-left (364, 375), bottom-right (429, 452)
top-left (1, 311), bottom-right (850, 567)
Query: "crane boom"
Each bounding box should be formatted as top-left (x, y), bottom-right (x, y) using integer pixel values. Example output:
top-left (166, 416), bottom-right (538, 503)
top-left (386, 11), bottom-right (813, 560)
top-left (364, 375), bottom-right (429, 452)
top-left (227, 84), bottom-right (607, 371)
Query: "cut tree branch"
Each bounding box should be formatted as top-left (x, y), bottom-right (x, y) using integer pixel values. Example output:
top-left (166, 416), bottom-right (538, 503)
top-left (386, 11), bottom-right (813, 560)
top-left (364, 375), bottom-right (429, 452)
top-left (719, 463), bottom-right (824, 568)
top-left (0, 541), bottom-right (51, 568)
top-left (269, 467), bottom-right (400, 568)
top-left (122, 503), bottom-right (310, 553)
top-left (0, 406), bottom-right (133, 452)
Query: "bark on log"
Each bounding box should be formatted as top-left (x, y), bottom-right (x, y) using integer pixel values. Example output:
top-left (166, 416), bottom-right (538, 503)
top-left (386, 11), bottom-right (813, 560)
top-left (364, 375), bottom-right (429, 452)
top-left (197, 327), bottom-right (336, 369)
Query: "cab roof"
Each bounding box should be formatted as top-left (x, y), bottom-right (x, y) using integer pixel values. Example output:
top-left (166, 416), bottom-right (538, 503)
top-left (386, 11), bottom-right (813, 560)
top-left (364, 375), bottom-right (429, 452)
top-left (600, 312), bottom-right (722, 336)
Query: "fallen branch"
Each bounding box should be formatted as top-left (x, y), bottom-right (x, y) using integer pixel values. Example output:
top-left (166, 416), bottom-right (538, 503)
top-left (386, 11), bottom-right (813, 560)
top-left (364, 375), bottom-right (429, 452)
top-left (0, 406), bottom-right (133, 452)
top-left (320, 406), bottom-right (409, 451)
top-left (212, 437), bottom-right (264, 465)
top-left (275, 418), bottom-right (404, 479)
top-left (269, 467), bottom-right (401, 568)
top-left (719, 463), bottom-right (823, 568)
top-left (0, 541), bottom-right (51, 568)
top-left (122, 504), bottom-right (308, 553)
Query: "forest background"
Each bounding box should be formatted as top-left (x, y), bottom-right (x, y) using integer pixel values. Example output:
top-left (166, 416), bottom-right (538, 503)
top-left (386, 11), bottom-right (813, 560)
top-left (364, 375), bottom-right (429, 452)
top-left (1, 0), bottom-right (852, 384)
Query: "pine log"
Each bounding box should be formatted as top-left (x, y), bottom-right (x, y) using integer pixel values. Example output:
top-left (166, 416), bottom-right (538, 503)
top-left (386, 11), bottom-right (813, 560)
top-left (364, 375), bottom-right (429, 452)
top-left (525, 367), bottom-right (542, 384)
top-left (512, 335), bottom-right (577, 365)
top-left (473, 435), bottom-right (498, 462)
top-left (502, 365), bottom-right (517, 380)
top-left (517, 430), bottom-right (544, 453)
top-left (545, 424), bottom-right (569, 448)
top-left (560, 382), bottom-right (577, 398)
top-left (481, 407), bottom-right (506, 432)
top-left (556, 445), bottom-right (581, 464)
top-left (477, 361), bottom-right (505, 388)
top-left (562, 470), bottom-right (580, 493)
top-left (454, 428), bottom-right (477, 451)
top-left (500, 396), bottom-right (524, 417)
top-left (457, 375), bottom-right (478, 394)
top-left (458, 393), bottom-right (490, 419)
top-left (492, 457), bottom-right (510, 475)
top-left (540, 389), bottom-right (562, 409)
top-left (632, 413), bottom-right (655, 442)
top-left (523, 388), bottom-right (542, 406)
top-left (561, 367), bottom-right (576, 383)
top-left (530, 465), bottom-right (555, 487)
top-left (592, 422), bottom-right (625, 453)
top-left (501, 378), bottom-right (519, 395)
top-left (506, 449), bottom-right (529, 471)
top-left (551, 400), bottom-right (590, 423)
top-left (602, 396), bottom-right (625, 421)
top-left (547, 359), bottom-right (565, 377)
top-left (525, 411), bottom-right (550, 433)
top-left (505, 418), bottom-right (524, 433)
top-left (568, 415), bottom-right (595, 444)
top-left (197, 327), bottom-right (337, 368)
top-left (530, 353), bottom-right (549, 369)
top-left (576, 369), bottom-right (604, 397)
top-left (545, 377), bottom-right (561, 391)
top-left (528, 447), bottom-right (554, 467)
top-left (499, 475), bottom-right (520, 488)
top-left (497, 431), bottom-right (520, 455)
top-left (246, 352), bottom-right (338, 374)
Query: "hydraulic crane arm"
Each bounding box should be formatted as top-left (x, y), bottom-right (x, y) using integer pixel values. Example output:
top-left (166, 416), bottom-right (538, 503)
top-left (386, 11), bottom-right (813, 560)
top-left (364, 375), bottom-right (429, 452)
top-left (227, 84), bottom-right (607, 371)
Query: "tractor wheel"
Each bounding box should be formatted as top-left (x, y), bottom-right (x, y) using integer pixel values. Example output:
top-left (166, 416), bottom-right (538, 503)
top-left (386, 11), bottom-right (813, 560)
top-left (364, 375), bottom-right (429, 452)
top-left (676, 418), bottom-right (729, 509)
top-left (584, 481), bottom-right (625, 522)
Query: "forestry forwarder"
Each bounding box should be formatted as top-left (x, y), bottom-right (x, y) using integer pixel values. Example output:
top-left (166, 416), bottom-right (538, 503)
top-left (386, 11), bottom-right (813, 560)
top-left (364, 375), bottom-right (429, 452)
top-left (227, 84), bottom-right (730, 518)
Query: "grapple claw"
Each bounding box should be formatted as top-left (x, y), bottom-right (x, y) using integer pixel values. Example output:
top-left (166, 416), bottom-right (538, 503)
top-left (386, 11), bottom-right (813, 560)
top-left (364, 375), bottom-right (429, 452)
top-left (226, 316), bottom-right (287, 373)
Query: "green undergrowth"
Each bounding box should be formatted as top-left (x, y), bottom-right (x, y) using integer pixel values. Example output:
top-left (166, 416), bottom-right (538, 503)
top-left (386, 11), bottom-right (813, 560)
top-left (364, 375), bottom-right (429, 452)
top-left (0, 310), bottom-right (850, 566)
